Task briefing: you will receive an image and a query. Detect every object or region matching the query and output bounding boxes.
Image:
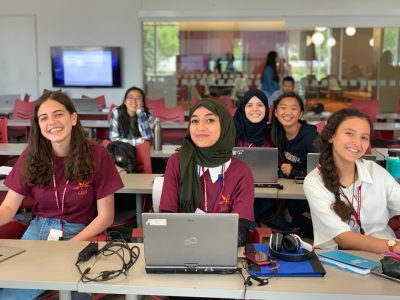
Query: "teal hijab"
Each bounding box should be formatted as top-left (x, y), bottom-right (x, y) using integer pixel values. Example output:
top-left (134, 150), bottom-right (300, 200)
top-left (179, 99), bottom-right (235, 212)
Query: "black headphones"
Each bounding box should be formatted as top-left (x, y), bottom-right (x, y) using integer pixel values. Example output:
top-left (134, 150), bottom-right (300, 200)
top-left (269, 233), bottom-right (314, 262)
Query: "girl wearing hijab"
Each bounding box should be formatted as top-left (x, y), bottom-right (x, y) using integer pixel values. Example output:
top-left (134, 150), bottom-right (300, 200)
top-left (159, 99), bottom-right (255, 246)
top-left (234, 89), bottom-right (271, 147)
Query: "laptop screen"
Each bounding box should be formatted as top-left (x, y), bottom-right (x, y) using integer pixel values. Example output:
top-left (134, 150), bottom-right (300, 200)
top-left (233, 147), bottom-right (278, 184)
top-left (307, 153), bottom-right (376, 174)
top-left (72, 98), bottom-right (100, 112)
top-left (142, 213), bottom-right (238, 273)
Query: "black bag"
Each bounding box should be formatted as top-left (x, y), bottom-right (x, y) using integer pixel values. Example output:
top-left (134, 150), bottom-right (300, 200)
top-left (106, 141), bottom-right (136, 173)
top-left (311, 103), bottom-right (325, 114)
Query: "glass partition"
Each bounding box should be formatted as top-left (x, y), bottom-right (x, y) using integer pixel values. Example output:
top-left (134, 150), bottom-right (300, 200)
top-left (143, 21), bottom-right (400, 112)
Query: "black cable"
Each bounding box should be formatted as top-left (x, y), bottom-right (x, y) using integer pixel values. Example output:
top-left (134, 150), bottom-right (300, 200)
top-left (75, 231), bottom-right (140, 283)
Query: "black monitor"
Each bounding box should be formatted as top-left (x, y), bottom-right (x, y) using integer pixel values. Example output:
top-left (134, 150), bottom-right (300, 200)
top-left (51, 46), bottom-right (122, 88)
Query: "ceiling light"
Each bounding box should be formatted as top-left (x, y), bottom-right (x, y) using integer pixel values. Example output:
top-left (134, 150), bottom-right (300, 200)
top-left (311, 32), bottom-right (324, 45)
top-left (345, 27), bottom-right (356, 36)
top-left (327, 37), bottom-right (336, 47)
top-left (306, 35), bottom-right (313, 46)
top-left (369, 38), bottom-right (374, 47)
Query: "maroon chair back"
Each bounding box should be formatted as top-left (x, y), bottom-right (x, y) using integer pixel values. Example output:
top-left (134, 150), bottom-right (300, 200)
top-left (146, 97), bottom-right (166, 111)
top-left (0, 117), bottom-right (7, 143)
top-left (153, 106), bottom-right (185, 122)
top-left (12, 99), bottom-right (36, 120)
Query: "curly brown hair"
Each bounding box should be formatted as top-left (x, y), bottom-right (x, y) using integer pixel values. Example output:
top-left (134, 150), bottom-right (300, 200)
top-left (23, 91), bottom-right (94, 187)
top-left (317, 108), bottom-right (373, 222)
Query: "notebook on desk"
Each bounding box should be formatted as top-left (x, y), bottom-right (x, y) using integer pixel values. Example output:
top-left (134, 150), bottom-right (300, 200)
top-left (233, 147), bottom-right (279, 187)
top-left (0, 245), bottom-right (25, 262)
top-left (72, 98), bottom-right (101, 112)
top-left (142, 213), bottom-right (239, 274)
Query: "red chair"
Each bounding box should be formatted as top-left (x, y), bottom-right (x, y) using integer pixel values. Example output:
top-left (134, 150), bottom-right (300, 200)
top-left (388, 215), bottom-right (400, 238)
top-left (314, 121), bottom-right (326, 133)
top-left (153, 106), bottom-right (185, 122)
top-left (0, 219), bottom-right (29, 239)
top-left (218, 95), bottom-right (234, 108)
top-left (8, 99), bottom-right (36, 141)
top-left (0, 117), bottom-right (7, 143)
top-left (107, 104), bottom-right (117, 122)
top-left (228, 107), bottom-right (237, 116)
top-left (191, 96), bottom-right (201, 107)
top-left (351, 99), bottom-right (394, 144)
top-left (82, 95), bottom-right (107, 110)
top-left (146, 97), bottom-right (166, 111)
top-left (153, 106), bottom-right (186, 142)
top-left (23, 93), bottom-right (30, 102)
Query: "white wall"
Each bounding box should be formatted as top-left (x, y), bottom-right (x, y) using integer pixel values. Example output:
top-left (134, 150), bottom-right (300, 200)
top-left (0, 0), bottom-right (400, 104)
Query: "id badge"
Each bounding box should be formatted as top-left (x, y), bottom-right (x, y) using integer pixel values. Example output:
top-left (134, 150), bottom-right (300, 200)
top-left (48, 229), bottom-right (63, 241)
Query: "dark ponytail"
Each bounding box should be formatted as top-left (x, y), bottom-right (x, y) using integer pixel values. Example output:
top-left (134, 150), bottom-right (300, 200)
top-left (317, 108), bottom-right (373, 222)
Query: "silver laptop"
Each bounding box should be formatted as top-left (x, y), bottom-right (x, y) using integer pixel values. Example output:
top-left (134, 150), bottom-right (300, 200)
top-left (142, 213), bottom-right (238, 274)
top-left (307, 153), bottom-right (376, 174)
top-left (0, 246), bottom-right (25, 262)
top-left (72, 98), bottom-right (101, 112)
top-left (0, 94), bottom-right (19, 114)
top-left (233, 147), bottom-right (278, 186)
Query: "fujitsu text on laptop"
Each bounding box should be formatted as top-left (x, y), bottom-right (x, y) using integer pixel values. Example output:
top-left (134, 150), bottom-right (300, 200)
top-left (142, 213), bottom-right (239, 274)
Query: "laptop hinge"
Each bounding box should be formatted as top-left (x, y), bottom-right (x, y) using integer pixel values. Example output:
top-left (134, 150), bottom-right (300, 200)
top-left (184, 263), bottom-right (198, 268)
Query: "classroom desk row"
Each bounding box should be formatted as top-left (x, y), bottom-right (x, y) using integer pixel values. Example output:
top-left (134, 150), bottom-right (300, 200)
top-left (0, 174), bottom-right (305, 228)
top-left (0, 143), bottom-right (180, 159)
top-left (0, 143), bottom-right (389, 161)
top-left (0, 239), bottom-right (398, 300)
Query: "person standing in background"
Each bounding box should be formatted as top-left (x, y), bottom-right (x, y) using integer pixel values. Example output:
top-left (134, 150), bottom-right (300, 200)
top-left (109, 86), bottom-right (153, 146)
top-left (261, 51), bottom-right (280, 105)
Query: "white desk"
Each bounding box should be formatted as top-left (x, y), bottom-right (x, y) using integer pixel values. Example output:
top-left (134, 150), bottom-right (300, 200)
top-left (0, 239), bottom-right (86, 300)
top-left (377, 113), bottom-right (400, 120)
top-left (0, 143), bottom-right (27, 155)
top-left (78, 244), bottom-right (399, 300)
top-left (373, 122), bottom-right (400, 131)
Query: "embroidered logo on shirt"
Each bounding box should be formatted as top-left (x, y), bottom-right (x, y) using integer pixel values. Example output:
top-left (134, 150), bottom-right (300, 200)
top-left (73, 181), bottom-right (91, 196)
top-left (217, 194), bottom-right (231, 212)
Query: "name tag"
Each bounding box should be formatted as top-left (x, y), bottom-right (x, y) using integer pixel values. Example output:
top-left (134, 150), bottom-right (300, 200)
top-left (48, 229), bottom-right (63, 241)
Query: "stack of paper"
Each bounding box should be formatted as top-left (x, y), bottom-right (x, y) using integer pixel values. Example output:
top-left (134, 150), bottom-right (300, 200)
top-left (318, 250), bottom-right (380, 275)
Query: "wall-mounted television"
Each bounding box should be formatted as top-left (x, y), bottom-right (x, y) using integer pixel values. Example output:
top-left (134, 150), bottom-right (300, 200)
top-left (51, 46), bottom-right (122, 88)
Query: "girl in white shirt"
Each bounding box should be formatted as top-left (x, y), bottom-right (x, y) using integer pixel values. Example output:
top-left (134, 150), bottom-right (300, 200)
top-left (304, 108), bottom-right (400, 254)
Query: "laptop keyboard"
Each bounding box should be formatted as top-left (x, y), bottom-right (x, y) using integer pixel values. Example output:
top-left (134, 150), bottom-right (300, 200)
top-left (254, 183), bottom-right (283, 189)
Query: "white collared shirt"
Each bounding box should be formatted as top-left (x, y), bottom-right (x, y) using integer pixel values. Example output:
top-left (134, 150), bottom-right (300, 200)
top-left (197, 159), bottom-right (232, 183)
top-left (304, 159), bottom-right (400, 249)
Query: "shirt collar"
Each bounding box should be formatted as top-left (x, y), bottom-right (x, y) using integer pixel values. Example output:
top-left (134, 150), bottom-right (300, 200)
top-left (197, 159), bottom-right (232, 183)
top-left (355, 159), bottom-right (373, 184)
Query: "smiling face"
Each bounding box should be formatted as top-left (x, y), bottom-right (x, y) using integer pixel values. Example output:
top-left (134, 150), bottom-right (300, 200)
top-left (244, 96), bottom-right (266, 123)
top-left (189, 106), bottom-right (221, 148)
top-left (124, 89), bottom-right (143, 115)
top-left (330, 117), bottom-right (371, 164)
top-left (37, 99), bottom-right (77, 147)
top-left (274, 96), bottom-right (303, 128)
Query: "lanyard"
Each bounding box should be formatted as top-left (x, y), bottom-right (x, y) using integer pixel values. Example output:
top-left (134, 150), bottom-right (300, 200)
top-left (52, 166), bottom-right (69, 236)
top-left (339, 183), bottom-right (364, 235)
top-left (202, 164), bottom-right (225, 213)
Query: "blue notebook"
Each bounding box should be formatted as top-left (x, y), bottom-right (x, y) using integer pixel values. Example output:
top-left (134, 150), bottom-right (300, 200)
top-left (246, 243), bottom-right (326, 277)
top-left (318, 250), bottom-right (380, 272)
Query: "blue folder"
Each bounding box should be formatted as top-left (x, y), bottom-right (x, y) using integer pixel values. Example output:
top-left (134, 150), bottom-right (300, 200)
top-left (246, 243), bottom-right (326, 277)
